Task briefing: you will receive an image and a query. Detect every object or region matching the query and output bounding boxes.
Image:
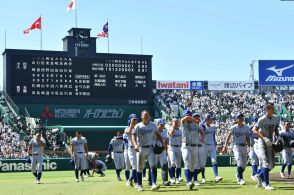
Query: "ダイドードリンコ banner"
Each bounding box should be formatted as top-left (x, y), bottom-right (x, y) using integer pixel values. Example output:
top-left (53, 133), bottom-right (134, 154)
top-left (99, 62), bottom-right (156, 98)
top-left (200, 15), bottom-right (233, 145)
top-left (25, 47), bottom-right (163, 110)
top-left (259, 60), bottom-right (294, 86)
top-left (208, 81), bottom-right (254, 90)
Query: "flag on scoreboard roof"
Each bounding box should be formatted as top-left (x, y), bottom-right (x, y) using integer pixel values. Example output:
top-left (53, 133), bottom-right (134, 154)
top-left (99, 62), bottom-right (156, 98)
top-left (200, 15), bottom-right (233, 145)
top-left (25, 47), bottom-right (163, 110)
top-left (67, 0), bottom-right (76, 12)
top-left (23, 17), bottom-right (42, 34)
top-left (97, 22), bottom-right (108, 37)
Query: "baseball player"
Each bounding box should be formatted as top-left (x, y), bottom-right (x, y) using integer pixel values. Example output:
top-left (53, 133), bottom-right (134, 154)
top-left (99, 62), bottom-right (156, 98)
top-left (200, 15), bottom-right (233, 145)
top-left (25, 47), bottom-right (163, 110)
top-left (108, 131), bottom-right (125, 181)
top-left (180, 110), bottom-right (204, 190)
top-left (123, 132), bottom-right (131, 185)
top-left (249, 116), bottom-right (259, 180)
top-left (132, 110), bottom-right (164, 192)
top-left (168, 118), bottom-right (182, 184)
top-left (27, 132), bottom-right (46, 184)
top-left (87, 152), bottom-right (107, 176)
top-left (280, 121), bottom-right (294, 179)
top-left (253, 103), bottom-right (280, 190)
top-left (124, 113), bottom-right (138, 187)
top-left (156, 118), bottom-right (171, 186)
top-left (222, 113), bottom-right (250, 185)
top-left (70, 131), bottom-right (89, 182)
top-left (197, 114), bottom-right (222, 184)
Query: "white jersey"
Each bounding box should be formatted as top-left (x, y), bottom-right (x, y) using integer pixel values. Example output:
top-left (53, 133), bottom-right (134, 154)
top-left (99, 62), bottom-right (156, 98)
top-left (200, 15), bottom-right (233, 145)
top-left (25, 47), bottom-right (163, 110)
top-left (124, 127), bottom-right (134, 147)
top-left (204, 125), bottom-right (216, 145)
top-left (110, 137), bottom-right (124, 152)
top-left (181, 122), bottom-right (201, 145)
top-left (168, 128), bottom-right (182, 146)
top-left (255, 115), bottom-right (279, 139)
top-left (132, 122), bottom-right (158, 146)
top-left (156, 129), bottom-right (168, 147)
top-left (29, 138), bottom-right (46, 155)
top-left (229, 124), bottom-right (250, 145)
top-left (88, 152), bottom-right (96, 159)
top-left (280, 130), bottom-right (294, 148)
top-left (71, 137), bottom-right (87, 153)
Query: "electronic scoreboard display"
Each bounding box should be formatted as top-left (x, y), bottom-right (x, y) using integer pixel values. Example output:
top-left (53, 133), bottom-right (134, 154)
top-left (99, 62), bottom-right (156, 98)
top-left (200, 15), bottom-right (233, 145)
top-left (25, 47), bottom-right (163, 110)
top-left (4, 51), bottom-right (153, 105)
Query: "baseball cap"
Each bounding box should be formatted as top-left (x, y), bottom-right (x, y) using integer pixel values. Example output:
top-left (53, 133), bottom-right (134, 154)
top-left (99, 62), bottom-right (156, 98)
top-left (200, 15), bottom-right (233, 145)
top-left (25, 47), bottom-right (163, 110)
top-left (234, 113), bottom-right (244, 119)
top-left (192, 113), bottom-right (201, 118)
top-left (128, 114), bottom-right (137, 120)
top-left (251, 116), bottom-right (258, 123)
top-left (206, 114), bottom-right (215, 120)
top-left (183, 109), bottom-right (192, 116)
top-left (157, 118), bottom-right (166, 125)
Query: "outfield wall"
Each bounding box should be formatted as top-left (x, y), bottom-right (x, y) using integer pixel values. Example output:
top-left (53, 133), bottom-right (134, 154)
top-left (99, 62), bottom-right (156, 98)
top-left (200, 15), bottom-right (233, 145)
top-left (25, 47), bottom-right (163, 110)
top-left (1, 155), bottom-right (293, 172)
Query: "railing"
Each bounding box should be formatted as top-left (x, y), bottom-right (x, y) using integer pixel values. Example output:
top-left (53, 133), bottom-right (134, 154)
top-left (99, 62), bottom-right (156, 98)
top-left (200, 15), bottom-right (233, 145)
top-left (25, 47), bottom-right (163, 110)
top-left (1, 90), bottom-right (19, 116)
top-left (0, 104), bottom-right (18, 129)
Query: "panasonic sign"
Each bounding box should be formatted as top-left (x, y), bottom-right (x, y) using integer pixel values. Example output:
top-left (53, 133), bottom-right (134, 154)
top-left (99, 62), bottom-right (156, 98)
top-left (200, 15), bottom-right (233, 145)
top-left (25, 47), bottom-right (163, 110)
top-left (259, 60), bottom-right (294, 86)
top-left (0, 160), bottom-right (57, 172)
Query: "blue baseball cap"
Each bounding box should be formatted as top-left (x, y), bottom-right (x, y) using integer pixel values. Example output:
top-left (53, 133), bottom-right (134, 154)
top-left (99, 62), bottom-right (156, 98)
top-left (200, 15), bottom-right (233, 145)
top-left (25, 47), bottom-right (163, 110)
top-left (128, 114), bottom-right (137, 120)
top-left (157, 118), bottom-right (166, 125)
top-left (183, 109), bottom-right (192, 116)
top-left (251, 116), bottom-right (258, 123)
top-left (192, 113), bottom-right (201, 118)
top-left (206, 114), bottom-right (215, 120)
top-left (234, 113), bottom-right (244, 119)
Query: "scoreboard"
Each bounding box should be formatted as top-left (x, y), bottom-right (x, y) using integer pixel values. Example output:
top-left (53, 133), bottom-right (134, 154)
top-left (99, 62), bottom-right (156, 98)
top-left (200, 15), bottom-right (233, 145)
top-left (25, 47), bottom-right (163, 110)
top-left (4, 51), bottom-right (153, 105)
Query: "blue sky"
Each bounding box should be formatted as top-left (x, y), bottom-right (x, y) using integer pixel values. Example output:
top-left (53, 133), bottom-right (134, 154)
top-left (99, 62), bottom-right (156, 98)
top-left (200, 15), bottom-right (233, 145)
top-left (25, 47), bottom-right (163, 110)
top-left (1, 0), bottom-right (294, 88)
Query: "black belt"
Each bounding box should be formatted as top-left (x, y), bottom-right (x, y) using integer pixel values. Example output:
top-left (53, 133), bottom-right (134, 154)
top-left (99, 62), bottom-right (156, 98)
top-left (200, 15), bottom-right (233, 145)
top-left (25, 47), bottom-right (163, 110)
top-left (142, 145), bottom-right (153, 148)
top-left (186, 144), bottom-right (197, 147)
top-left (197, 144), bottom-right (202, 147)
top-left (129, 146), bottom-right (134, 148)
top-left (236, 143), bottom-right (246, 146)
top-left (114, 151), bottom-right (123, 153)
top-left (77, 152), bottom-right (84, 153)
top-left (205, 144), bottom-right (214, 145)
top-left (171, 145), bottom-right (181, 147)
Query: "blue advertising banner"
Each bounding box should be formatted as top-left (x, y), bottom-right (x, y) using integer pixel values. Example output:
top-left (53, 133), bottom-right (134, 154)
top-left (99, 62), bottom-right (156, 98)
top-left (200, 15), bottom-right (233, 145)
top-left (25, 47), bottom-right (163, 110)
top-left (259, 60), bottom-right (294, 86)
top-left (190, 81), bottom-right (204, 90)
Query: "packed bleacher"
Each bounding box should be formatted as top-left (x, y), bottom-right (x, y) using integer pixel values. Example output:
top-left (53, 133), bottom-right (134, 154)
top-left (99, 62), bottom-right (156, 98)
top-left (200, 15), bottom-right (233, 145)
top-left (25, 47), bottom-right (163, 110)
top-left (155, 90), bottom-right (294, 153)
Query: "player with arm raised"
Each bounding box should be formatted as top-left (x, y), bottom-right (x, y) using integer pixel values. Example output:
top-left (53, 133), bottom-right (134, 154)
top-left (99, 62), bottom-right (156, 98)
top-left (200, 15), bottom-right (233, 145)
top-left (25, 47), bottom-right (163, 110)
top-left (132, 110), bottom-right (164, 192)
top-left (70, 131), bottom-right (89, 182)
top-left (27, 132), bottom-right (46, 184)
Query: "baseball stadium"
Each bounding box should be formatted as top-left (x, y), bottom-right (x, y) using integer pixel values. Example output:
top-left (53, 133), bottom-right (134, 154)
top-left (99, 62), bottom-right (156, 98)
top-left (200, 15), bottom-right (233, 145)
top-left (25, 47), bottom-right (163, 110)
top-left (1, 1), bottom-right (294, 195)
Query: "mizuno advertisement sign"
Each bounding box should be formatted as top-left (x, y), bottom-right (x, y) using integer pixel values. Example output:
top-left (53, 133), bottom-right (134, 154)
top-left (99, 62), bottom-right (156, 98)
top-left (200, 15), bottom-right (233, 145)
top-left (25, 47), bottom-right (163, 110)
top-left (259, 60), bottom-right (294, 86)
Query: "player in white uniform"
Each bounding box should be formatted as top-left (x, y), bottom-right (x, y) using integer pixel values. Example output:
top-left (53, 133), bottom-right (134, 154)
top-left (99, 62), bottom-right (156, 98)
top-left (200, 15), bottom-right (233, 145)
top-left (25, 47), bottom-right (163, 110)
top-left (181, 110), bottom-right (204, 190)
top-left (27, 133), bottom-right (46, 184)
top-left (108, 131), bottom-right (125, 181)
top-left (249, 117), bottom-right (259, 180)
top-left (132, 110), bottom-right (164, 192)
top-left (168, 118), bottom-right (182, 184)
top-left (222, 113), bottom-right (250, 185)
top-left (280, 121), bottom-right (294, 179)
top-left (197, 114), bottom-right (222, 184)
top-left (123, 132), bottom-right (131, 184)
top-left (124, 114), bottom-right (138, 187)
top-left (156, 118), bottom-right (171, 186)
top-left (87, 152), bottom-right (107, 176)
top-left (70, 131), bottom-right (89, 182)
top-left (253, 103), bottom-right (280, 190)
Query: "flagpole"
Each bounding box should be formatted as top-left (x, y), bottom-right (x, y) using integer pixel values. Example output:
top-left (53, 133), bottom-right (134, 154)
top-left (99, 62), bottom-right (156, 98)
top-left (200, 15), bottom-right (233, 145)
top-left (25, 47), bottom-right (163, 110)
top-left (40, 15), bottom-right (42, 50)
top-left (140, 37), bottom-right (143, 54)
top-left (107, 19), bottom-right (109, 53)
top-left (75, 0), bottom-right (78, 27)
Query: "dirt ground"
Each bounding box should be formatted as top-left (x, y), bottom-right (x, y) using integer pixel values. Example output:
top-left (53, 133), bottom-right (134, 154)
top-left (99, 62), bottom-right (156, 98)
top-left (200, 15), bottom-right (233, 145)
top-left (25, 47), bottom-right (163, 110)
top-left (270, 173), bottom-right (294, 184)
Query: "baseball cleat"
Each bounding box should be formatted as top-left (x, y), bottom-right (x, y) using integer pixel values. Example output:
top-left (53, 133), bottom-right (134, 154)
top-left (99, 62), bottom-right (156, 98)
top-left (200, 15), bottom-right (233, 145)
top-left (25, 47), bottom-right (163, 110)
top-left (151, 184), bottom-right (160, 191)
top-left (287, 175), bottom-right (293, 179)
top-left (178, 177), bottom-right (183, 182)
top-left (239, 179), bottom-right (245, 185)
top-left (176, 179), bottom-right (180, 184)
top-left (280, 172), bottom-right (285, 178)
top-left (262, 182), bottom-right (266, 188)
top-left (186, 182), bottom-right (194, 190)
top-left (134, 183), bottom-right (138, 188)
top-left (129, 179), bottom-right (134, 187)
top-left (264, 185), bottom-right (275, 190)
top-left (215, 176), bottom-right (223, 182)
top-left (201, 178), bottom-right (206, 184)
top-left (194, 181), bottom-right (200, 186)
top-left (235, 174), bottom-right (240, 184)
top-left (163, 181), bottom-right (171, 186)
top-left (170, 178), bottom-right (176, 185)
top-left (251, 175), bottom-right (257, 180)
top-left (117, 177), bottom-right (122, 181)
top-left (137, 185), bottom-right (144, 192)
top-left (75, 179), bottom-right (79, 182)
top-left (36, 180), bottom-right (41, 184)
top-left (143, 177), bottom-right (148, 181)
top-left (126, 180), bottom-right (130, 186)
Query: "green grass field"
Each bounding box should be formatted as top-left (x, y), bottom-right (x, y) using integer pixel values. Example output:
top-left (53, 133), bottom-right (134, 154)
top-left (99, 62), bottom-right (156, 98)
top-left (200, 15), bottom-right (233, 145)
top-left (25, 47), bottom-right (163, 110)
top-left (1, 166), bottom-right (293, 195)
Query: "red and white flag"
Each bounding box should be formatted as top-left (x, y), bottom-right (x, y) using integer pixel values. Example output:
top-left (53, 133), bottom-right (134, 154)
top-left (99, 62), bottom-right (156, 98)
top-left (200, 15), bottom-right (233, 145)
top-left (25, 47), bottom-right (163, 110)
top-left (97, 22), bottom-right (109, 38)
top-left (67, 0), bottom-right (76, 12)
top-left (23, 17), bottom-right (42, 34)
